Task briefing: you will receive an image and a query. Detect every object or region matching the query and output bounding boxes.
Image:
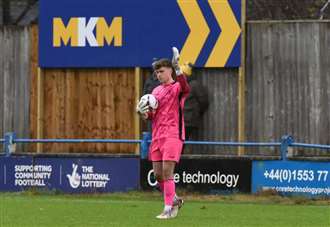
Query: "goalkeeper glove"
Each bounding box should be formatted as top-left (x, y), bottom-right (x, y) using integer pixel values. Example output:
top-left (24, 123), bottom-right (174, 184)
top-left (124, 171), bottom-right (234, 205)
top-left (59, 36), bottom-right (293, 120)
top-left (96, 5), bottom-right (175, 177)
top-left (172, 47), bottom-right (183, 75)
top-left (136, 99), bottom-right (150, 114)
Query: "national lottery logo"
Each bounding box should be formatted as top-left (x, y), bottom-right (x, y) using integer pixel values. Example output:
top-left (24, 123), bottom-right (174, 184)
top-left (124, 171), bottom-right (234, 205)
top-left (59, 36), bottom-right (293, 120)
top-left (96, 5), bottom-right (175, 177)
top-left (67, 164), bottom-right (81, 188)
top-left (66, 163), bottom-right (110, 189)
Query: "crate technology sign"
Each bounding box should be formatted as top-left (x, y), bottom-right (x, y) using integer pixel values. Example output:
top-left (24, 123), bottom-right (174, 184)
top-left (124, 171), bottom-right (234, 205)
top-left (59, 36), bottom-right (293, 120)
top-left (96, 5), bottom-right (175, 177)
top-left (141, 158), bottom-right (251, 192)
top-left (252, 160), bottom-right (330, 197)
top-left (39, 0), bottom-right (241, 68)
top-left (0, 157), bottom-right (139, 193)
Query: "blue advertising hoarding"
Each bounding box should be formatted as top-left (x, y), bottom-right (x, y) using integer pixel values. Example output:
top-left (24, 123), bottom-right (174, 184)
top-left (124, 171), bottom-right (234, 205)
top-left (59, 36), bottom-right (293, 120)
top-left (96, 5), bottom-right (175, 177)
top-left (252, 160), bottom-right (330, 197)
top-left (39, 0), bottom-right (241, 68)
top-left (0, 156), bottom-right (32, 191)
top-left (0, 156), bottom-right (139, 193)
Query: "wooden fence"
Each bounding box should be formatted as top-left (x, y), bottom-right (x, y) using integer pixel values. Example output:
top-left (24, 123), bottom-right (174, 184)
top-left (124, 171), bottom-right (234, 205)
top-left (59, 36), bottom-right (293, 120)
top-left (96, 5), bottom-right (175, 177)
top-left (0, 26), bottom-right (30, 152)
top-left (245, 21), bottom-right (330, 156)
top-left (0, 22), bottom-right (329, 156)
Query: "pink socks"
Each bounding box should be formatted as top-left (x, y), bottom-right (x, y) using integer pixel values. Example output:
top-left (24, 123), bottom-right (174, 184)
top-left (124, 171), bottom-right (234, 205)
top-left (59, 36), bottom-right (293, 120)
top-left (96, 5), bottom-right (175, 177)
top-left (163, 179), bottom-right (175, 206)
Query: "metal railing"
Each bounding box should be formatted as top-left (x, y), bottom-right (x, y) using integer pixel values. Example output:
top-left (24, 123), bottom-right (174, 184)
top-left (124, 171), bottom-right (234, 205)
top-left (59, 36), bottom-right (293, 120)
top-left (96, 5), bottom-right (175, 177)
top-left (12, 138), bottom-right (141, 144)
top-left (1, 132), bottom-right (329, 160)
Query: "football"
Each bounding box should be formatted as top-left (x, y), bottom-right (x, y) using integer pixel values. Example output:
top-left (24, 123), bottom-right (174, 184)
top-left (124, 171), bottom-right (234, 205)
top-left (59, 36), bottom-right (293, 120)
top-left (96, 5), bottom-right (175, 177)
top-left (140, 94), bottom-right (158, 110)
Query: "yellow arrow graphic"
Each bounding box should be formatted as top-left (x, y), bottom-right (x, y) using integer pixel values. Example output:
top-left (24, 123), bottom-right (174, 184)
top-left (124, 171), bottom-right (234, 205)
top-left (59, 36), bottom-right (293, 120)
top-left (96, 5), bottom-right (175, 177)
top-left (177, 0), bottom-right (210, 65)
top-left (206, 0), bottom-right (241, 67)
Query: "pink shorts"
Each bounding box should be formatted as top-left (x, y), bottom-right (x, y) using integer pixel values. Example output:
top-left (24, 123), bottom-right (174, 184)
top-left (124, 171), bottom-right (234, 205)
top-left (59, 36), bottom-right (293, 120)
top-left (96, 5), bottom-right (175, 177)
top-left (148, 138), bottom-right (183, 163)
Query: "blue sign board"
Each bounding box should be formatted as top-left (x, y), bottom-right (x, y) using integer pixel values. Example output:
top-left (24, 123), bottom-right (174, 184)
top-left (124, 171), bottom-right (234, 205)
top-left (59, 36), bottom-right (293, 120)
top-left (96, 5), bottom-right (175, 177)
top-left (39, 0), bottom-right (241, 68)
top-left (0, 156), bottom-right (139, 193)
top-left (0, 156), bottom-right (32, 191)
top-left (252, 160), bottom-right (330, 197)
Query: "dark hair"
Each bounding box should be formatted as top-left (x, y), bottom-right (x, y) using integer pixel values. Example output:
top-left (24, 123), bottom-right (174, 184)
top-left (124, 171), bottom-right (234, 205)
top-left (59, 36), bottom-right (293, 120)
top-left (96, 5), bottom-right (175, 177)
top-left (152, 58), bottom-right (176, 80)
top-left (152, 58), bottom-right (172, 70)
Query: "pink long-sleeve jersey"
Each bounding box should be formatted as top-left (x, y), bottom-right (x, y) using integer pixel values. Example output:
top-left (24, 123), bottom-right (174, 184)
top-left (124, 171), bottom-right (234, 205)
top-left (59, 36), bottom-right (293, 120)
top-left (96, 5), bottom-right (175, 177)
top-left (148, 74), bottom-right (190, 141)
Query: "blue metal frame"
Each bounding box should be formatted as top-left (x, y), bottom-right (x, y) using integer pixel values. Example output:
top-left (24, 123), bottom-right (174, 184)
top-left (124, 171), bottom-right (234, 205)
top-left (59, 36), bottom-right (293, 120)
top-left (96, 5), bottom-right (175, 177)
top-left (14, 139), bottom-right (142, 143)
top-left (291, 142), bottom-right (330, 149)
top-left (184, 141), bottom-right (281, 146)
top-left (2, 131), bottom-right (330, 159)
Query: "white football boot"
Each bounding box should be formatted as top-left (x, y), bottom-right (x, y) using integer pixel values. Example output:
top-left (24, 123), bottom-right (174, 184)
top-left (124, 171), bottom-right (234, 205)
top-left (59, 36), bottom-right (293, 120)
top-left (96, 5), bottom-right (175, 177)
top-left (156, 208), bottom-right (177, 219)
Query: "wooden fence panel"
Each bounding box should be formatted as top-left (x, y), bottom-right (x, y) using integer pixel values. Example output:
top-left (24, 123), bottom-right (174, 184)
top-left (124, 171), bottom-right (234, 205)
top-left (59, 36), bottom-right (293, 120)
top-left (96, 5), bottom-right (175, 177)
top-left (29, 68), bottom-right (137, 153)
top-left (0, 28), bottom-right (3, 140)
top-left (0, 26), bottom-right (30, 152)
top-left (246, 21), bottom-right (330, 156)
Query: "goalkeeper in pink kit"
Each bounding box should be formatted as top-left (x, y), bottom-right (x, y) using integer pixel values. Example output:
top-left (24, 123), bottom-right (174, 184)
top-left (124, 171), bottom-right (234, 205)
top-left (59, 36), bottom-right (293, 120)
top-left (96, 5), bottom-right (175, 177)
top-left (136, 47), bottom-right (190, 219)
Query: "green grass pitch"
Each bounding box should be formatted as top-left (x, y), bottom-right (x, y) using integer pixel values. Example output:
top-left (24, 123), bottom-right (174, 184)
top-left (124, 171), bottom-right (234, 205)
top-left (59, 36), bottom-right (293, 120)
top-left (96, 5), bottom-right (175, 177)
top-left (0, 192), bottom-right (329, 227)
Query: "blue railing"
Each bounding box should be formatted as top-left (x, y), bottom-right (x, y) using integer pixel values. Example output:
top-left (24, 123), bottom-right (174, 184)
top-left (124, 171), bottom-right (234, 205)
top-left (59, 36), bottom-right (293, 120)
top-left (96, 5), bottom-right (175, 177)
top-left (290, 142), bottom-right (330, 149)
top-left (184, 141), bottom-right (281, 146)
top-left (1, 132), bottom-right (329, 160)
top-left (13, 139), bottom-right (142, 144)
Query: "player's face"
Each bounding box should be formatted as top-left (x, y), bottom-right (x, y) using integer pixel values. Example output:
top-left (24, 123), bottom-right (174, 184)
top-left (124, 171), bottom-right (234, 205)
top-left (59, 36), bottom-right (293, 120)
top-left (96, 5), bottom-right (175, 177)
top-left (155, 67), bottom-right (173, 84)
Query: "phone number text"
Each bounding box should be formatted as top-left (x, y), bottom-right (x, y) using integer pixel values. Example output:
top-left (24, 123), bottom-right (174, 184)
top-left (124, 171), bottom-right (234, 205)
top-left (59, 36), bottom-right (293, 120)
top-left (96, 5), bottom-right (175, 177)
top-left (263, 169), bottom-right (328, 183)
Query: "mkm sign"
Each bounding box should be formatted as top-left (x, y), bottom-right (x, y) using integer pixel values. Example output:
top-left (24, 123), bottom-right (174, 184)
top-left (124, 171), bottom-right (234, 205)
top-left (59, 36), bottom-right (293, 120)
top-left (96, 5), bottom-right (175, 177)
top-left (39, 0), bottom-right (241, 68)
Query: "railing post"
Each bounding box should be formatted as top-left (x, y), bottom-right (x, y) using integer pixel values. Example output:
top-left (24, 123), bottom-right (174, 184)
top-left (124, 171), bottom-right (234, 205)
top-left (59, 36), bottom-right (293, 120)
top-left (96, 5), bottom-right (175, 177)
top-left (280, 135), bottom-right (293, 160)
top-left (140, 132), bottom-right (151, 159)
top-left (4, 132), bottom-right (16, 157)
